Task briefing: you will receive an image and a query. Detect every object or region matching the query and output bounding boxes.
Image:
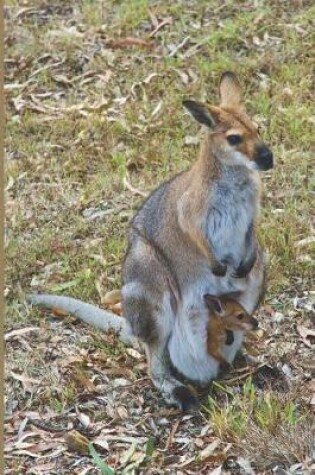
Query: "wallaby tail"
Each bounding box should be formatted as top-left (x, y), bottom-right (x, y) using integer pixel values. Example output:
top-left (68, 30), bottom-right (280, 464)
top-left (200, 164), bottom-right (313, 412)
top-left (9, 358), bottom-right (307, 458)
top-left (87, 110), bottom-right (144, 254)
top-left (26, 294), bottom-right (135, 345)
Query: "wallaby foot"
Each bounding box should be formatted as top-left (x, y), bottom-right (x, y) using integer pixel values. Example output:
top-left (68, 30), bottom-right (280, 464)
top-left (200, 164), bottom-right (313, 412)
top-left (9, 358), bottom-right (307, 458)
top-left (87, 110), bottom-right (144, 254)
top-left (147, 344), bottom-right (199, 411)
top-left (151, 373), bottom-right (199, 411)
top-left (172, 385), bottom-right (199, 412)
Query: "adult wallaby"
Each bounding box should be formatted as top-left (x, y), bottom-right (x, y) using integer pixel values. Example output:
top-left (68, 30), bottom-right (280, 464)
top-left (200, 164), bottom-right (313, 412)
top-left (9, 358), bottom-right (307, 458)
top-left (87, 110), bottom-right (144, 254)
top-left (28, 72), bottom-right (273, 411)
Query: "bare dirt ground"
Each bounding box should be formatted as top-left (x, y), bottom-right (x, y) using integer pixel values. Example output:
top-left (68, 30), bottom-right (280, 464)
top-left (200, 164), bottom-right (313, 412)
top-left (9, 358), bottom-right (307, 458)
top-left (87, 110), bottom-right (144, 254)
top-left (5, 1), bottom-right (314, 474)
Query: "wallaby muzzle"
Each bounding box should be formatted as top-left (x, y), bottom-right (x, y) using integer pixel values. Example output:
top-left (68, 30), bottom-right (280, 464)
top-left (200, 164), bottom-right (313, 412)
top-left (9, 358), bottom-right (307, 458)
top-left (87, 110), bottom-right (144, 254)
top-left (254, 144), bottom-right (273, 171)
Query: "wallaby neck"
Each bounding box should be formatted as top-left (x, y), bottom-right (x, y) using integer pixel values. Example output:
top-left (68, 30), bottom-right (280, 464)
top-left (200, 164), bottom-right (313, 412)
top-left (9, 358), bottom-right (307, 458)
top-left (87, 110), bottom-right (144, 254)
top-left (190, 133), bottom-right (221, 183)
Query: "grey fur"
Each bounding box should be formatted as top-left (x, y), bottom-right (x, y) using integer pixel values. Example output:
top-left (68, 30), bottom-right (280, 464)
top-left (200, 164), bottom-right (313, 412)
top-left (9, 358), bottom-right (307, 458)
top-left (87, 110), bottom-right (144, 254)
top-left (26, 294), bottom-right (134, 345)
top-left (205, 164), bottom-right (259, 272)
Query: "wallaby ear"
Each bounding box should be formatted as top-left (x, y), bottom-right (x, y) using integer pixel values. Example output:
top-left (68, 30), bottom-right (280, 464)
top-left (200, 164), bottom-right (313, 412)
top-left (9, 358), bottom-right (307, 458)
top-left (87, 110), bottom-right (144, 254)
top-left (219, 71), bottom-right (242, 109)
top-left (183, 100), bottom-right (217, 128)
top-left (204, 294), bottom-right (223, 314)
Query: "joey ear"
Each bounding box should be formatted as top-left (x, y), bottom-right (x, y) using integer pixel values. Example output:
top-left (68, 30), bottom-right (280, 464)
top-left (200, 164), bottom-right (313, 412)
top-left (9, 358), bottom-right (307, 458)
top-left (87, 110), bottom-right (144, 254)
top-left (204, 294), bottom-right (223, 314)
top-left (219, 71), bottom-right (242, 109)
top-left (183, 100), bottom-right (217, 128)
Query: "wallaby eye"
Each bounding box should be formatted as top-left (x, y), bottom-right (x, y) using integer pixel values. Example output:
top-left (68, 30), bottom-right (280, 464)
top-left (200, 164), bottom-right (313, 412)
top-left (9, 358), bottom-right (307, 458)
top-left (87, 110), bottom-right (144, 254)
top-left (237, 313), bottom-right (245, 320)
top-left (227, 135), bottom-right (243, 146)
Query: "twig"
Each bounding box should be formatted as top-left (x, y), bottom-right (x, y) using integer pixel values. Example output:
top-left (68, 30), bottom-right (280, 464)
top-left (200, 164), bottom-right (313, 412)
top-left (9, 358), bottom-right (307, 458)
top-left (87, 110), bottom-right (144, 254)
top-left (165, 419), bottom-right (180, 449)
top-left (169, 37), bottom-right (190, 57)
top-left (123, 176), bottom-right (147, 197)
top-left (149, 17), bottom-right (173, 37)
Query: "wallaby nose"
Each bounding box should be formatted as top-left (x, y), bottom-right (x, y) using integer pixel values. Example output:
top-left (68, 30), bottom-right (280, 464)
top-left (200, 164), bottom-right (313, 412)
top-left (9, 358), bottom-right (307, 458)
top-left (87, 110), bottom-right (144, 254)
top-left (254, 144), bottom-right (273, 171)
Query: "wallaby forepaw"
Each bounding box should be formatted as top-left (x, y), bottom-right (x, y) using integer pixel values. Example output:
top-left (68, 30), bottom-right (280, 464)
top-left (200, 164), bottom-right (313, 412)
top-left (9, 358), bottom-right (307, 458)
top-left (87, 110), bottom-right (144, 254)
top-left (172, 386), bottom-right (199, 412)
top-left (212, 261), bottom-right (227, 277)
top-left (232, 251), bottom-right (257, 278)
top-left (232, 260), bottom-right (254, 278)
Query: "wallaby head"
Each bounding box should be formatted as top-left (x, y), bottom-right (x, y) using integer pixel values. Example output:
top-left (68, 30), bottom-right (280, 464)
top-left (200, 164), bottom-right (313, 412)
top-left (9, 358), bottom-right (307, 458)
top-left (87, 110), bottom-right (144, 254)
top-left (183, 72), bottom-right (273, 171)
top-left (204, 293), bottom-right (259, 331)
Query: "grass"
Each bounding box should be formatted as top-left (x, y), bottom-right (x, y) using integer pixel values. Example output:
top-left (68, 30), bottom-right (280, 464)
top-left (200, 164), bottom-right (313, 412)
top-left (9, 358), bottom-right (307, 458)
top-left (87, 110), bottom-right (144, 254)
top-left (205, 378), bottom-right (302, 439)
top-left (203, 378), bottom-right (313, 470)
top-left (5, 0), bottom-right (314, 473)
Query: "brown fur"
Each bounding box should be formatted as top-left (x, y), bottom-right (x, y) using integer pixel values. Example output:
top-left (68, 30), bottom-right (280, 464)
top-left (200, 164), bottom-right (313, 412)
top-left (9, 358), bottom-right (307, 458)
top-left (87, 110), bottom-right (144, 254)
top-left (205, 295), bottom-right (258, 369)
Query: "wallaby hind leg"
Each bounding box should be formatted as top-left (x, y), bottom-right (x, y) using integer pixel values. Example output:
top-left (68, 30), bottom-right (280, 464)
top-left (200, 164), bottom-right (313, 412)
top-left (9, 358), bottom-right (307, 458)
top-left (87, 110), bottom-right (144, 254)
top-left (145, 341), bottom-right (199, 411)
top-left (122, 284), bottom-right (199, 411)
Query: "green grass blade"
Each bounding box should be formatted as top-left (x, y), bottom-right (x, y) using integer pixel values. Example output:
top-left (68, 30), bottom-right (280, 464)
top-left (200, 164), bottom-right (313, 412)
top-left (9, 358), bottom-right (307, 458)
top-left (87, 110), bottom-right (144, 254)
top-left (89, 443), bottom-right (116, 475)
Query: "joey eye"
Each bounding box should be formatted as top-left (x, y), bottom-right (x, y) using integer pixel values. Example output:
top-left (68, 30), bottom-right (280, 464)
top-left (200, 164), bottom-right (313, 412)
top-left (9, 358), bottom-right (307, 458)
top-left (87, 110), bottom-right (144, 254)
top-left (237, 313), bottom-right (245, 320)
top-left (227, 135), bottom-right (243, 146)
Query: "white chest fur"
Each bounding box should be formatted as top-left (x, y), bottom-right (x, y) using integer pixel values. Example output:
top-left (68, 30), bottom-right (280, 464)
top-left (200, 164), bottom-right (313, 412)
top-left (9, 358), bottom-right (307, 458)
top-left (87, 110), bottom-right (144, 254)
top-left (207, 165), bottom-right (259, 268)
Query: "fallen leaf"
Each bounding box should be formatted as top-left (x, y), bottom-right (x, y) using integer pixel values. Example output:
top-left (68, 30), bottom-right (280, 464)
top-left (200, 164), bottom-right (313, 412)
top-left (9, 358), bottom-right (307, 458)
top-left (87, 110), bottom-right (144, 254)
top-left (71, 368), bottom-right (98, 393)
top-left (117, 406), bottom-right (129, 419)
top-left (309, 380), bottom-right (315, 406)
top-left (106, 302), bottom-right (122, 315)
top-left (120, 443), bottom-right (137, 465)
top-left (10, 371), bottom-right (40, 392)
top-left (5, 327), bottom-right (40, 341)
top-left (237, 457), bottom-right (255, 474)
top-left (10, 449), bottom-right (40, 458)
top-left (293, 295), bottom-right (315, 311)
top-left (105, 368), bottom-right (135, 380)
top-left (26, 462), bottom-right (56, 474)
top-left (200, 439), bottom-right (221, 461)
top-left (102, 289), bottom-right (122, 305)
top-left (106, 37), bottom-right (153, 49)
top-left (209, 467), bottom-right (222, 475)
top-left (294, 236), bottom-right (315, 248)
top-left (297, 325), bottom-right (315, 348)
top-left (262, 304), bottom-right (276, 316)
top-left (122, 452), bottom-right (146, 472)
top-left (92, 436), bottom-right (109, 452)
top-left (17, 417), bottom-right (29, 441)
top-left (126, 348), bottom-right (142, 360)
top-left (50, 307), bottom-right (72, 317)
top-left (184, 135), bottom-right (199, 145)
top-left (194, 437), bottom-right (204, 448)
top-left (76, 410), bottom-right (90, 429)
top-left (151, 100), bottom-right (163, 118)
top-left (65, 430), bottom-right (89, 455)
